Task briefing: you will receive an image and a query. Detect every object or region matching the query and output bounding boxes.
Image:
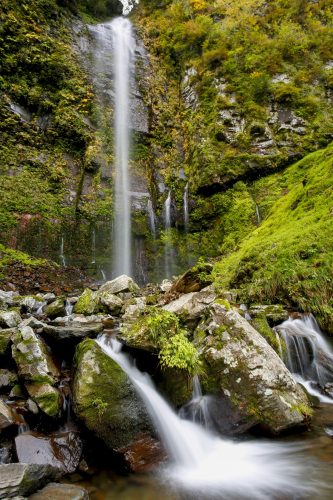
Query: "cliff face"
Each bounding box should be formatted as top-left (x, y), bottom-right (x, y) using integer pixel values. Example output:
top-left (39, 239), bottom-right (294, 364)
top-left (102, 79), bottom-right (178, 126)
top-left (0, 0), bottom-right (332, 326)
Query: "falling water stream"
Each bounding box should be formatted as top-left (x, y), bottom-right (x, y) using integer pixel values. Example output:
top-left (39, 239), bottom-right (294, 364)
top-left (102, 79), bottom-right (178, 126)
top-left (112, 18), bottom-right (135, 277)
top-left (95, 334), bottom-right (328, 499)
top-left (183, 183), bottom-right (189, 231)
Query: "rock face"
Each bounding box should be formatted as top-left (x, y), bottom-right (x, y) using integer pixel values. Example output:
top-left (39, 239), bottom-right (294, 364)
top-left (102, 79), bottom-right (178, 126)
top-left (11, 326), bottom-right (61, 417)
top-left (0, 463), bottom-right (60, 498)
top-left (72, 339), bottom-right (153, 450)
top-left (29, 482), bottom-right (89, 500)
top-left (196, 303), bottom-right (311, 434)
top-left (15, 431), bottom-right (82, 474)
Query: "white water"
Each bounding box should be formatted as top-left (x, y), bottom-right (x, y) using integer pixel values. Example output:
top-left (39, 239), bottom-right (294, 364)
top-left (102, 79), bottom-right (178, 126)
top-left (275, 315), bottom-right (333, 403)
top-left (119, 0), bottom-right (139, 15)
top-left (112, 18), bottom-right (135, 278)
top-left (96, 334), bottom-right (318, 499)
top-left (91, 228), bottom-right (96, 265)
top-left (163, 190), bottom-right (172, 278)
top-left (179, 375), bottom-right (212, 429)
top-left (164, 190), bottom-right (171, 229)
top-left (60, 235), bottom-right (66, 266)
top-left (65, 299), bottom-right (74, 316)
top-left (255, 204), bottom-right (261, 225)
top-left (183, 182), bottom-right (189, 231)
top-left (147, 199), bottom-right (156, 237)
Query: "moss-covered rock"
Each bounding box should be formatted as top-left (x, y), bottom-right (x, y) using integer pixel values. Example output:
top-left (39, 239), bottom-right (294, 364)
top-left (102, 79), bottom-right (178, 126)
top-left (72, 338), bottom-right (152, 450)
top-left (44, 297), bottom-right (65, 319)
top-left (0, 310), bottom-right (21, 328)
top-left (0, 329), bottom-right (14, 355)
top-left (74, 288), bottom-right (99, 315)
top-left (196, 303), bottom-right (311, 434)
top-left (25, 384), bottom-right (60, 418)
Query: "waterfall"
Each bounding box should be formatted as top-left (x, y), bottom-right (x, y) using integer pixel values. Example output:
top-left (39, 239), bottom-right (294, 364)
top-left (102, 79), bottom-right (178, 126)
top-left (96, 334), bottom-right (317, 498)
top-left (255, 204), bottom-right (261, 225)
top-left (91, 228), bottom-right (96, 265)
top-left (179, 376), bottom-right (212, 428)
top-left (275, 315), bottom-right (333, 403)
top-left (120, 0), bottom-right (139, 15)
top-left (65, 299), bottom-right (74, 316)
top-left (60, 235), bottom-right (66, 266)
top-left (164, 190), bottom-right (171, 229)
top-left (147, 199), bottom-right (156, 237)
top-left (112, 17), bottom-right (135, 278)
top-left (183, 182), bottom-right (189, 231)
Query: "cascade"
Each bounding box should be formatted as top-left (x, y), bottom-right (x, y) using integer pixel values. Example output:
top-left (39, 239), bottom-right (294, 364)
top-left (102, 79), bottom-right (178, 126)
top-left (164, 190), bottom-right (171, 229)
top-left (179, 375), bottom-right (212, 428)
top-left (147, 199), bottom-right (156, 237)
top-left (96, 334), bottom-right (317, 498)
top-left (60, 235), bottom-right (66, 266)
top-left (275, 315), bottom-right (333, 403)
top-left (65, 299), bottom-right (74, 316)
top-left (119, 0), bottom-right (139, 15)
top-left (183, 182), bottom-right (189, 231)
top-left (91, 228), bottom-right (96, 265)
top-left (255, 204), bottom-right (261, 225)
top-left (163, 190), bottom-right (172, 278)
top-left (111, 17), bottom-right (135, 278)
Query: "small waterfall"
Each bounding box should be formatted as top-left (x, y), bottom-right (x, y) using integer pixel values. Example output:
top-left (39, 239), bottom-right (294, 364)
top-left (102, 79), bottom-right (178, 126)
top-left (179, 376), bottom-right (212, 429)
top-left (112, 17), bottom-right (135, 278)
top-left (275, 315), bottom-right (333, 402)
top-left (60, 235), bottom-right (66, 266)
top-left (96, 334), bottom-right (317, 498)
top-left (164, 190), bottom-right (171, 229)
top-left (65, 299), bottom-right (74, 316)
top-left (147, 199), bottom-right (156, 237)
top-left (183, 182), bottom-right (189, 231)
top-left (255, 204), bottom-right (261, 225)
top-left (36, 301), bottom-right (46, 316)
top-left (91, 228), bottom-right (96, 265)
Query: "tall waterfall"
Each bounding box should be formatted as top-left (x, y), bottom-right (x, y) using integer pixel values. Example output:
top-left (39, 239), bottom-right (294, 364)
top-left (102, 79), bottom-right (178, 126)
top-left (147, 199), bottom-right (156, 237)
top-left (111, 18), bottom-right (135, 277)
top-left (164, 190), bottom-right (171, 229)
top-left (96, 334), bottom-right (318, 499)
top-left (183, 182), bottom-right (189, 231)
top-left (275, 315), bottom-right (333, 403)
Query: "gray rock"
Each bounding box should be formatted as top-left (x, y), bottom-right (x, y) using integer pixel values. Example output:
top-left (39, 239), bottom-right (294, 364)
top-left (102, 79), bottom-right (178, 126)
top-left (0, 463), bottom-right (60, 498)
top-left (44, 298), bottom-right (65, 319)
top-left (0, 329), bottom-right (15, 355)
top-left (43, 322), bottom-right (103, 341)
top-left (163, 289), bottom-right (217, 321)
top-left (29, 482), bottom-right (89, 500)
top-left (0, 440), bottom-right (14, 464)
top-left (98, 275), bottom-right (139, 295)
top-left (72, 338), bottom-right (152, 450)
top-left (249, 304), bottom-right (289, 324)
top-left (122, 297), bottom-right (146, 322)
top-left (0, 370), bottom-right (18, 390)
top-left (95, 290), bottom-right (123, 315)
top-left (19, 317), bottom-right (44, 332)
top-left (0, 400), bottom-right (14, 430)
top-left (15, 431), bottom-right (82, 474)
top-left (0, 311), bottom-right (21, 328)
top-left (196, 303), bottom-right (311, 434)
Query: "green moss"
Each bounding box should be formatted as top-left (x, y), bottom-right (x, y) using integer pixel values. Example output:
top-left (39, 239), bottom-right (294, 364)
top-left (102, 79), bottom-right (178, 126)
top-left (251, 314), bottom-right (283, 355)
top-left (74, 288), bottom-right (98, 315)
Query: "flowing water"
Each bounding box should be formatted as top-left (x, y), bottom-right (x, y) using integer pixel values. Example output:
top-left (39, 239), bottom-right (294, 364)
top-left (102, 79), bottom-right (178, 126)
top-left (95, 334), bottom-right (330, 499)
top-left (147, 199), bottom-right (156, 237)
top-left (60, 234), bottom-right (66, 266)
top-left (111, 18), bottom-right (135, 278)
top-left (275, 315), bottom-right (333, 403)
top-left (183, 183), bottom-right (189, 231)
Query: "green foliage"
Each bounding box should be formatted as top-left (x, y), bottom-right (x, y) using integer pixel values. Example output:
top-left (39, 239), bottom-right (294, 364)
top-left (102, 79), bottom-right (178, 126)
top-left (91, 397), bottom-right (108, 420)
top-left (125, 308), bottom-right (201, 375)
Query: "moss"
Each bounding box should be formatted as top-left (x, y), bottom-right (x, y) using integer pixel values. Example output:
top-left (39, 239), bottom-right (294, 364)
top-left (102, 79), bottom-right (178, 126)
top-left (0, 330), bottom-right (12, 355)
top-left (214, 299), bottom-right (231, 310)
top-left (33, 386), bottom-right (60, 418)
top-left (251, 314), bottom-right (282, 355)
top-left (74, 288), bottom-right (98, 315)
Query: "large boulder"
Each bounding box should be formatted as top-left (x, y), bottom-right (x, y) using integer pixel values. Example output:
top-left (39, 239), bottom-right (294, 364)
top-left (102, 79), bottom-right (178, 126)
top-left (95, 290), bottom-right (123, 315)
top-left (11, 326), bottom-right (61, 417)
top-left (43, 322), bottom-right (103, 341)
top-left (72, 338), bottom-right (152, 451)
top-left (0, 463), bottom-right (60, 498)
top-left (169, 263), bottom-right (213, 294)
top-left (163, 288), bottom-right (217, 323)
top-left (44, 298), bottom-right (65, 319)
top-left (73, 288), bottom-right (98, 315)
top-left (98, 275), bottom-right (139, 295)
top-left (195, 303), bottom-right (311, 434)
top-left (0, 311), bottom-right (21, 328)
top-left (15, 431), bottom-right (82, 474)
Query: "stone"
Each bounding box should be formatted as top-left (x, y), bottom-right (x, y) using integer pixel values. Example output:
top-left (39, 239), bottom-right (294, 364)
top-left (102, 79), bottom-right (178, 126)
top-left (0, 400), bottom-right (14, 430)
top-left (0, 463), bottom-right (60, 498)
top-left (26, 399), bottom-right (39, 415)
top-left (43, 322), bottom-right (103, 341)
top-left (0, 440), bottom-right (14, 464)
top-left (15, 431), bottom-right (82, 474)
top-left (98, 275), bottom-right (139, 295)
top-left (29, 482), bottom-right (89, 500)
top-left (12, 326), bottom-right (60, 384)
top-left (196, 303), bottom-right (311, 434)
top-left (19, 317), bottom-right (44, 332)
top-left (0, 290), bottom-right (16, 307)
top-left (44, 298), bottom-right (66, 319)
top-left (122, 297), bottom-right (146, 323)
top-left (72, 338), bottom-right (152, 450)
top-left (0, 329), bottom-right (14, 355)
top-left (0, 369), bottom-right (18, 390)
top-left (169, 263), bottom-right (213, 295)
top-left (73, 288), bottom-right (99, 315)
top-left (95, 291), bottom-right (123, 315)
top-left (163, 289), bottom-right (217, 321)
top-left (0, 311), bottom-right (21, 328)
top-left (25, 384), bottom-right (60, 418)
top-left (249, 304), bottom-right (289, 325)
top-left (117, 433), bottom-right (165, 473)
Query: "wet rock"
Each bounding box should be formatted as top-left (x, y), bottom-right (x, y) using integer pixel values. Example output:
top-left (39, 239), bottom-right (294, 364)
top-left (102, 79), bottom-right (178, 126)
top-left (29, 482), bottom-right (89, 500)
top-left (0, 440), bottom-right (14, 464)
top-left (40, 293), bottom-right (56, 304)
top-left (122, 297), bottom-right (146, 323)
top-left (0, 290), bottom-right (17, 307)
top-left (169, 264), bottom-right (213, 295)
top-left (0, 463), bottom-right (60, 498)
top-left (15, 431), bottom-right (82, 474)
top-left (72, 338), bottom-right (152, 450)
top-left (19, 317), bottom-right (44, 333)
top-left (0, 369), bottom-right (18, 390)
top-left (74, 288), bottom-right (98, 315)
top-left (118, 433), bottom-right (165, 473)
top-left (0, 400), bottom-right (14, 429)
top-left (98, 275), bottom-right (139, 295)
top-left (16, 297), bottom-right (44, 314)
top-left (0, 311), bottom-right (21, 328)
top-left (249, 304), bottom-right (288, 325)
top-left (196, 303), bottom-right (311, 434)
top-left (43, 322), bottom-right (103, 341)
top-left (44, 298), bottom-right (65, 319)
top-left (0, 329), bottom-right (14, 355)
top-left (25, 384), bottom-right (60, 418)
top-left (163, 289), bottom-right (217, 322)
top-left (95, 290), bottom-right (123, 315)
top-left (12, 326), bottom-right (61, 417)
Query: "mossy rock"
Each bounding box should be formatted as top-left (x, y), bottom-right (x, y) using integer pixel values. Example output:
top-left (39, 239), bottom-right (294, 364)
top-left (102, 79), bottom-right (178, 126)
top-left (25, 384), bottom-right (60, 418)
top-left (74, 289), bottom-right (99, 315)
top-left (0, 329), bottom-right (14, 355)
top-left (72, 339), bottom-right (153, 450)
top-left (44, 297), bottom-right (65, 319)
